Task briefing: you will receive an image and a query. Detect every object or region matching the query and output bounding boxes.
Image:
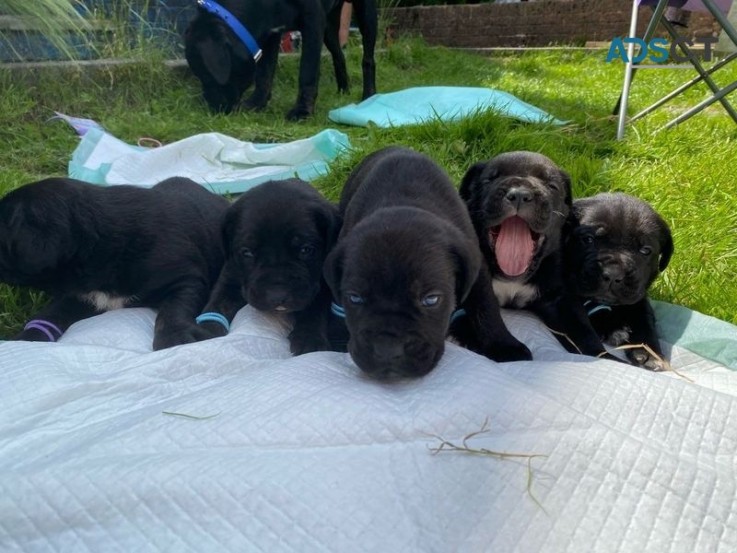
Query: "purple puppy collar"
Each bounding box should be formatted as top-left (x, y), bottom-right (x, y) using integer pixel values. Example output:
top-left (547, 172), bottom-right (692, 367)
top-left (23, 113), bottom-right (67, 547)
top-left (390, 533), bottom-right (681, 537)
top-left (24, 319), bottom-right (63, 342)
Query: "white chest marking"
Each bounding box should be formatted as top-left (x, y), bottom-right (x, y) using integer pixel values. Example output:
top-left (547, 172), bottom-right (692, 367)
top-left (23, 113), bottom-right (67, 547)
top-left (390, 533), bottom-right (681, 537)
top-left (81, 291), bottom-right (132, 312)
top-left (492, 279), bottom-right (540, 308)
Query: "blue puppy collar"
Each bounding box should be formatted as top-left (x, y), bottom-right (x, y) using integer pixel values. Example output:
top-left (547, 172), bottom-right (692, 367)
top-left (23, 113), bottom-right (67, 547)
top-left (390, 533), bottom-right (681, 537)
top-left (583, 300), bottom-right (612, 317)
top-left (196, 312), bottom-right (231, 332)
top-left (197, 0), bottom-right (262, 62)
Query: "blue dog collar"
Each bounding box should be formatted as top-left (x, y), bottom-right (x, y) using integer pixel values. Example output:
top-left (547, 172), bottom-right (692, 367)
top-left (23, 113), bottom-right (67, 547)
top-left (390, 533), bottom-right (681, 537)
top-left (331, 302), bottom-right (346, 318)
top-left (196, 312), bottom-right (231, 332)
top-left (584, 300), bottom-right (612, 317)
top-left (331, 302), bottom-right (467, 323)
top-left (197, 0), bottom-right (262, 62)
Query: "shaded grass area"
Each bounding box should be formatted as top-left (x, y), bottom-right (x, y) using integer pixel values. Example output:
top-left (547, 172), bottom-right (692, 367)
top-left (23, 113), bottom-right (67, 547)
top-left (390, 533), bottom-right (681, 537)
top-left (0, 38), bottom-right (735, 336)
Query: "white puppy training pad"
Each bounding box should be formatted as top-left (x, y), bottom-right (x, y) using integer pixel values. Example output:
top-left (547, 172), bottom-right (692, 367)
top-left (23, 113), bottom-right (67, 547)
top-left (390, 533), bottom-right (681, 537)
top-left (1, 307), bottom-right (736, 552)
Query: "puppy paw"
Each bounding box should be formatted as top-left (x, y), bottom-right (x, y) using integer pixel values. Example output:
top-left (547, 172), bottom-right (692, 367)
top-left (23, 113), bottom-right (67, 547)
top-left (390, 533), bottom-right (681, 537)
top-left (485, 339), bottom-right (533, 363)
top-left (12, 328), bottom-right (56, 342)
top-left (242, 96), bottom-right (268, 112)
top-left (288, 330), bottom-right (331, 355)
top-left (627, 347), bottom-right (668, 371)
top-left (153, 323), bottom-right (218, 350)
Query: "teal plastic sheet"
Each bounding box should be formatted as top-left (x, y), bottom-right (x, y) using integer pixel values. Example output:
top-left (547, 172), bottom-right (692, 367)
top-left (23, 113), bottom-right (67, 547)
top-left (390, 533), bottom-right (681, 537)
top-left (654, 300), bottom-right (737, 370)
top-left (328, 86), bottom-right (566, 127)
top-left (69, 128), bottom-right (352, 195)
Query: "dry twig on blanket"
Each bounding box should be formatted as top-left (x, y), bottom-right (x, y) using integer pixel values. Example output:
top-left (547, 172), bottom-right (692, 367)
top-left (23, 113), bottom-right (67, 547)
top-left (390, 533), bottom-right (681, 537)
top-left (545, 326), bottom-right (583, 354)
top-left (427, 418), bottom-right (548, 512)
top-left (599, 343), bottom-right (692, 382)
top-left (162, 411), bottom-right (221, 420)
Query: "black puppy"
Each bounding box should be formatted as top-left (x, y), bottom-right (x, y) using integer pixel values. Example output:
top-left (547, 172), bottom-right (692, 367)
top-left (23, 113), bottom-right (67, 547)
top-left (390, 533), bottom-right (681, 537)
top-left (563, 193), bottom-right (674, 370)
top-left (197, 178), bottom-right (340, 354)
top-left (0, 177), bottom-right (229, 350)
top-left (184, 0), bottom-right (377, 119)
top-left (323, 147), bottom-right (531, 380)
top-left (459, 151), bottom-right (572, 311)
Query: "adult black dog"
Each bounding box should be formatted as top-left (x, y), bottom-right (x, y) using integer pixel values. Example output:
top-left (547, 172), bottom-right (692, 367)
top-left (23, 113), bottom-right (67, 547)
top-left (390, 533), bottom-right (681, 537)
top-left (562, 193), bottom-right (674, 370)
top-left (323, 146), bottom-right (532, 380)
top-left (184, 0), bottom-right (377, 119)
top-left (197, 178), bottom-right (341, 354)
top-left (0, 177), bottom-right (229, 350)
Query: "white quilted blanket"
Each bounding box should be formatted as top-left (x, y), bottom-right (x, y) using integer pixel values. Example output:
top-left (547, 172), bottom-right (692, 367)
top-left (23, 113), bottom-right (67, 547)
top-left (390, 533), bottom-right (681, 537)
top-left (1, 307), bottom-right (736, 552)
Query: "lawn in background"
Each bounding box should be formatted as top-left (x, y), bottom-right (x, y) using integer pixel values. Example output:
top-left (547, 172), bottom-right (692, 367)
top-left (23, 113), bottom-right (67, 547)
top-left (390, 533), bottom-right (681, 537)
top-left (0, 38), bottom-right (735, 335)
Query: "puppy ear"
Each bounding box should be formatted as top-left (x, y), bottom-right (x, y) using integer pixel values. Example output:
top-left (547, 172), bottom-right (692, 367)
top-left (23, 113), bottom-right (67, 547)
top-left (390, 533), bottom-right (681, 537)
top-left (197, 36), bottom-right (231, 85)
top-left (446, 225), bottom-right (482, 304)
top-left (458, 162), bottom-right (489, 202)
top-left (323, 242), bottom-right (345, 303)
top-left (558, 168), bottom-right (573, 207)
top-left (656, 216), bottom-right (674, 271)
top-left (312, 202), bottom-right (342, 252)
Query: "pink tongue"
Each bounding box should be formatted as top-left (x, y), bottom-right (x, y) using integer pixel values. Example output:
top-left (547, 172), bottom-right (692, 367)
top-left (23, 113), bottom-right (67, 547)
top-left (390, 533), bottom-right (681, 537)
top-left (493, 216), bottom-right (535, 277)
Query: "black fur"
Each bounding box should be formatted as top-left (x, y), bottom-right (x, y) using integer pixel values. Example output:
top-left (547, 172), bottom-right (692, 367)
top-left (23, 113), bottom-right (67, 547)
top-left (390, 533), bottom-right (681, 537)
top-left (0, 177), bottom-right (229, 350)
top-left (324, 146), bottom-right (531, 380)
top-left (184, 0), bottom-right (377, 119)
top-left (563, 192), bottom-right (674, 369)
top-left (199, 178), bottom-right (341, 355)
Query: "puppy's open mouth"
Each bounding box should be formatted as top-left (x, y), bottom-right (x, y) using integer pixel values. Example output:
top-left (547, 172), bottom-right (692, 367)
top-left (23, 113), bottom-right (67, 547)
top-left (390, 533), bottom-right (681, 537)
top-left (489, 216), bottom-right (542, 277)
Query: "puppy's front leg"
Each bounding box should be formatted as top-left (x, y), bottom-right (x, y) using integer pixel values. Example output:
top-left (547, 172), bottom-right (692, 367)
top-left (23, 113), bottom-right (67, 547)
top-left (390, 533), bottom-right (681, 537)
top-left (535, 297), bottom-right (624, 364)
top-left (152, 280), bottom-right (216, 350)
top-left (193, 263), bottom-right (246, 341)
top-left (456, 265), bottom-right (532, 362)
top-left (288, 285), bottom-right (332, 355)
top-left (619, 299), bottom-right (667, 371)
top-left (13, 296), bottom-right (100, 342)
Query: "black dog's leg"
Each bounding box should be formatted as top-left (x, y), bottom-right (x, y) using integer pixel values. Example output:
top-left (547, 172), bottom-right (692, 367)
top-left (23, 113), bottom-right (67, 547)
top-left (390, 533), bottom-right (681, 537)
top-left (152, 280), bottom-right (215, 350)
top-left (454, 265), bottom-right (532, 362)
top-left (288, 284), bottom-right (333, 355)
top-left (243, 34), bottom-right (281, 112)
top-left (196, 263), bottom-right (246, 340)
top-left (352, 0), bottom-right (377, 99)
top-left (287, 8), bottom-right (326, 120)
top-left (13, 296), bottom-right (100, 342)
top-left (324, 5), bottom-right (349, 93)
top-left (535, 297), bottom-right (624, 364)
top-left (617, 299), bottom-right (667, 370)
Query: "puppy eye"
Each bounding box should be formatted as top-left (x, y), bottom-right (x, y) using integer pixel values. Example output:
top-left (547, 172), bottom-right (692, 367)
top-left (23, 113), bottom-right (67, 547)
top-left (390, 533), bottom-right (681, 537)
top-left (582, 235), bottom-right (595, 244)
top-left (347, 293), bottom-right (364, 305)
top-left (240, 247), bottom-right (254, 258)
top-left (639, 246), bottom-right (653, 255)
top-left (298, 244), bottom-right (315, 258)
top-left (421, 294), bottom-right (441, 307)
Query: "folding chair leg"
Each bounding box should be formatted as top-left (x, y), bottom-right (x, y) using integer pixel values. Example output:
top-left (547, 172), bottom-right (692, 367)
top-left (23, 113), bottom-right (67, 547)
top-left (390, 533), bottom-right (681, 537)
top-left (702, 0), bottom-right (737, 46)
top-left (662, 79), bottom-right (737, 128)
top-left (615, 0), bottom-right (671, 139)
top-left (630, 51), bottom-right (737, 122)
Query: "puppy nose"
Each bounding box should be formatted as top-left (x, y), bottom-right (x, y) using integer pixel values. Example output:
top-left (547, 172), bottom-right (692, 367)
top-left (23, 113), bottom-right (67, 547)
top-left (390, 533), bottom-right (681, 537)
top-left (505, 187), bottom-right (533, 209)
top-left (372, 338), bottom-right (405, 364)
top-left (264, 286), bottom-right (290, 308)
top-left (601, 265), bottom-right (625, 285)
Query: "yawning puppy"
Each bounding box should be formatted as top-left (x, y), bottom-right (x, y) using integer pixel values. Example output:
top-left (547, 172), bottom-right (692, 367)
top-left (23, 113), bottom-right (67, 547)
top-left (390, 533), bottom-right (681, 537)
top-left (324, 146), bottom-right (531, 380)
top-left (198, 178), bottom-right (340, 354)
top-left (0, 177), bottom-right (229, 350)
top-left (459, 151), bottom-right (572, 310)
top-left (563, 192), bottom-right (674, 369)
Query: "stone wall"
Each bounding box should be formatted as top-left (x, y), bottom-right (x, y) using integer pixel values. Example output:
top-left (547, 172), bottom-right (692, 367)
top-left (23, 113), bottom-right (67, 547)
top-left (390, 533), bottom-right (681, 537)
top-left (385, 0), bottom-right (720, 48)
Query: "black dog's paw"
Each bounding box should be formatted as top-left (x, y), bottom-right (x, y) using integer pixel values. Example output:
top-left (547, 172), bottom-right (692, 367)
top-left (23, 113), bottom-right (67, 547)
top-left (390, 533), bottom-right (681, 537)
top-left (153, 323), bottom-right (218, 351)
top-left (242, 95), bottom-right (269, 112)
top-left (195, 320), bottom-right (229, 339)
top-left (483, 339), bottom-right (533, 363)
top-left (288, 329), bottom-right (331, 356)
top-left (286, 106), bottom-right (312, 121)
top-left (627, 346), bottom-right (667, 371)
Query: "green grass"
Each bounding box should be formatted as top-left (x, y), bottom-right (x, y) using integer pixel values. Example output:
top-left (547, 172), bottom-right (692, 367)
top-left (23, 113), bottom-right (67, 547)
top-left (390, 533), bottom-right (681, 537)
top-left (1, 38), bottom-right (736, 336)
